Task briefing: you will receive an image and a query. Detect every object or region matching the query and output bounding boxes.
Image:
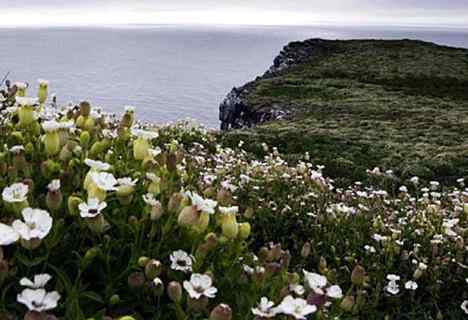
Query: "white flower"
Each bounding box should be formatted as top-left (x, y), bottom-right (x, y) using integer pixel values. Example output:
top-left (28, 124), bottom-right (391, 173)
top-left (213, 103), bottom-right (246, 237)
top-left (290, 283), bottom-right (305, 296)
top-left (47, 179), bottom-right (61, 192)
top-left (252, 297), bottom-right (278, 318)
top-left (221, 180), bottom-right (238, 192)
top-left (12, 208), bottom-right (53, 241)
top-left (386, 274), bottom-right (400, 281)
top-left (117, 177), bottom-right (138, 187)
top-left (79, 198), bottom-right (107, 218)
top-left (185, 191), bottom-right (217, 214)
top-left (42, 120), bottom-right (60, 132)
top-left (2, 182), bottom-right (29, 203)
top-left (146, 173), bottom-right (160, 182)
top-left (16, 97), bottom-right (38, 107)
top-left (170, 250), bottom-right (193, 273)
top-left (131, 128), bottom-right (159, 140)
top-left (15, 82), bottom-right (27, 89)
top-left (326, 285), bottom-right (343, 299)
top-left (0, 223), bottom-right (19, 246)
top-left (183, 273), bottom-right (217, 299)
top-left (20, 274), bottom-right (52, 289)
top-left (275, 295), bottom-right (317, 319)
top-left (17, 288), bottom-right (60, 312)
top-left (143, 193), bottom-right (159, 206)
top-left (404, 280), bottom-right (418, 290)
top-left (461, 300), bottom-right (468, 315)
top-left (149, 147), bottom-right (162, 157)
top-left (90, 172), bottom-right (118, 191)
top-left (385, 280), bottom-right (400, 295)
top-left (10, 145), bottom-right (25, 153)
top-left (218, 206), bottom-right (239, 215)
top-left (303, 270), bottom-right (327, 294)
top-left (84, 159), bottom-right (111, 171)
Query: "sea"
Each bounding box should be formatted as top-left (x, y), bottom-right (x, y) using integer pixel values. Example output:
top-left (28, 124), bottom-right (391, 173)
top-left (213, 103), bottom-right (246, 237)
top-left (1, 24), bottom-right (467, 128)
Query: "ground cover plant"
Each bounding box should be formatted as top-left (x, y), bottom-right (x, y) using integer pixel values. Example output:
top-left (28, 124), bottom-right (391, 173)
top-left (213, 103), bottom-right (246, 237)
top-left (0, 80), bottom-right (467, 319)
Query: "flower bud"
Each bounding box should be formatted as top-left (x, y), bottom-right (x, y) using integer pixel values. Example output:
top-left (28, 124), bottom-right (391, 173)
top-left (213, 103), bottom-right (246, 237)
top-left (80, 101), bottom-right (91, 117)
top-left (178, 206), bottom-right (200, 227)
top-left (84, 117), bottom-right (96, 132)
top-left (38, 80), bottom-right (48, 104)
top-left (150, 201), bottom-right (163, 221)
top-left (86, 215), bottom-right (109, 234)
top-left (109, 294), bottom-right (120, 305)
top-left (138, 256), bottom-right (150, 267)
top-left (80, 131), bottom-right (91, 149)
top-left (46, 190), bottom-right (62, 211)
top-left (67, 196), bottom-right (82, 216)
top-left (118, 317), bottom-right (136, 320)
top-left (217, 188), bottom-right (232, 206)
top-left (351, 265), bottom-right (366, 286)
top-left (59, 145), bottom-right (72, 162)
top-left (187, 296), bottom-right (209, 312)
top-left (150, 277), bottom-right (165, 297)
top-left (20, 238), bottom-right (42, 250)
top-left (167, 281), bottom-right (182, 303)
top-left (166, 153), bottom-right (177, 172)
top-left (76, 115), bottom-right (86, 129)
top-left (128, 272), bottom-right (145, 290)
top-left (168, 192), bottom-right (183, 213)
top-left (301, 242), bottom-right (311, 257)
top-left (84, 247), bottom-right (101, 262)
top-left (145, 259), bottom-right (162, 280)
top-left (210, 304), bottom-right (232, 320)
top-left (238, 222), bottom-right (251, 239)
top-left (340, 295), bottom-right (355, 312)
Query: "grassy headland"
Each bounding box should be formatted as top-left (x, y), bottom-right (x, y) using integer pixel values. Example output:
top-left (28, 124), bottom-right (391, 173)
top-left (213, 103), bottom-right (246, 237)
top-left (220, 39), bottom-right (468, 185)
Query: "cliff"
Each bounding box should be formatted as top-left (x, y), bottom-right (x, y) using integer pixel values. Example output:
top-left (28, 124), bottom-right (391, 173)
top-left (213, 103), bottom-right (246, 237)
top-left (219, 39), bottom-right (468, 184)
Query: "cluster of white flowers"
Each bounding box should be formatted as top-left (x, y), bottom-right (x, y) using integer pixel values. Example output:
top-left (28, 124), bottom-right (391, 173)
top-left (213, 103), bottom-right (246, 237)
top-left (17, 273), bottom-right (60, 312)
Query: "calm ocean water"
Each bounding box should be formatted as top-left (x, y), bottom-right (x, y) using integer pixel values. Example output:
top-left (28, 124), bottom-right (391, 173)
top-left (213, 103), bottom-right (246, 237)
top-left (1, 25), bottom-right (467, 127)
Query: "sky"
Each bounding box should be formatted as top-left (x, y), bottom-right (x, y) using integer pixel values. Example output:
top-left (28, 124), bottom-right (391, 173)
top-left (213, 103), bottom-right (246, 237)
top-left (0, 0), bottom-right (467, 27)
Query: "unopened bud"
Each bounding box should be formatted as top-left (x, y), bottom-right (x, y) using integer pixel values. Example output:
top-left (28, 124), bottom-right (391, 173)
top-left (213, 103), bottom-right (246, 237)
top-left (351, 265), bottom-right (366, 286)
top-left (167, 281), bottom-right (182, 303)
top-left (145, 259), bottom-right (162, 280)
top-left (301, 242), bottom-right (311, 257)
top-left (340, 295), bottom-right (355, 312)
top-left (209, 304), bottom-right (232, 320)
top-left (178, 206), bottom-right (200, 227)
top-left (128, 272), bottom-right (145, 290)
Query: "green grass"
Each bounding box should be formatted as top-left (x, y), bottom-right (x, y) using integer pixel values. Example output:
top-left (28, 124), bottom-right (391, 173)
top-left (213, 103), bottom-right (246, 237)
top-left (221, 39), bottom-right (468, 185)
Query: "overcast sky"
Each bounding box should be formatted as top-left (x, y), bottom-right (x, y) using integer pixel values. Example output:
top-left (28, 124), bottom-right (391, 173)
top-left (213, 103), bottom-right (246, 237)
top-left (0, 0), bottom-right (466, 27)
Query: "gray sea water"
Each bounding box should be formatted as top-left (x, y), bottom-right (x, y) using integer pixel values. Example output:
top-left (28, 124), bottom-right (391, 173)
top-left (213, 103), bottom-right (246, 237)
top-left (1, 25), bottom-right (467, 127)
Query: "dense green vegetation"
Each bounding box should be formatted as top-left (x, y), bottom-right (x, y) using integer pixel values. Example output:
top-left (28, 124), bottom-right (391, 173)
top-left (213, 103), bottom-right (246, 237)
top-left (221, 40), bottom-right (468, 185)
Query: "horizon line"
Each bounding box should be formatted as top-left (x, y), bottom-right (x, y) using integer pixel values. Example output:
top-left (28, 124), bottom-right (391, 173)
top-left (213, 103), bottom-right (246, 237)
top-left (0, 22), bottom-right (467, 30)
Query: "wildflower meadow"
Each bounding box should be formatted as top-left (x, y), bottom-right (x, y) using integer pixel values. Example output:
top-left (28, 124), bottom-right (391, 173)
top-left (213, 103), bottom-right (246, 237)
top-left (0, 80), bottom-right (467, 319)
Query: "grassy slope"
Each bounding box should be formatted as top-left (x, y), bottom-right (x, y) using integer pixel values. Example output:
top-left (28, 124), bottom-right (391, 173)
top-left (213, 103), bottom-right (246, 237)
top-left (222, 39), bottom-right (468, 184)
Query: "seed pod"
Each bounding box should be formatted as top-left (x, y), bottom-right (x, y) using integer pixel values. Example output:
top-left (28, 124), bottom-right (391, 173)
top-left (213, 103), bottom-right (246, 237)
top-left (167, 281), bottom-right (182, 303)
top-left (209, 304), bottom-right (232, 320)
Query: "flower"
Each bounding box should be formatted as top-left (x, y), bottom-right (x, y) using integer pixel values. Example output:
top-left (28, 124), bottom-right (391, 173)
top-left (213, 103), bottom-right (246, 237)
top-left (143, 193), bottom-right (159, 206)
top-left (185, 191), bottom-right (217, 214)
top-left (12, 208), bottom-right (53, 241)
top-left (461, 300), bottom-right (468, 315)
top-left (404, 280), bottom-right (418, 290)
top-left (385, 281), bottom-right (400, 295)
top-left (0, 223), bottom-right (19, 246)
top-left (303, 270), bottom-right (327, 294)
top-left (84, 158), bottom-right (111, 171)
top-left (251, 297), bottom-right (278, 318)
top-left (386, 274), bottom-right (400, 281)
top-left (16, 97), bottom-right (38, 107)
top-left (47, 179), bottom-right (61, 192)
top-left (326, 285), bottom-right (343, 299)
top-left (20, 274), bottom-right (52, 289)
top-left (131, 128), bottom-right (159, 140)
top-left (42, 120), bottom-right (61, 132)
top-left (79, 198), bottom-right (107, 218)
top-left (17, 288), bottom-right (60, 312)
top-left (117, 177), bottom-right (138, 187)
top-left (89, 172), bottom-right (118, 191)
top-left (2, 182), bottom-right (29, 203)
top-left (170, 250), bottom-right (193, 273)
top-left (275, 295), bottom-right (317, 319)
top-left (218, 206), bottom-right (239, 215)
top-left (183, 273), bottom-right (217, 299)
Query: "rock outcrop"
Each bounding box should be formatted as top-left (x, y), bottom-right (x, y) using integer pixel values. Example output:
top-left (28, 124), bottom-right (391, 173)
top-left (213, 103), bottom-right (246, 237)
top-left (219, 38), bottom-right (327, 130)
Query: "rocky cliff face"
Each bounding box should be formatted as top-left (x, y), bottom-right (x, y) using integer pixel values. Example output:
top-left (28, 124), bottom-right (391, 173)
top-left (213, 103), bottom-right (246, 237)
top-left (219, 38), bottom-right (327, 130)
